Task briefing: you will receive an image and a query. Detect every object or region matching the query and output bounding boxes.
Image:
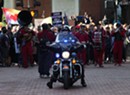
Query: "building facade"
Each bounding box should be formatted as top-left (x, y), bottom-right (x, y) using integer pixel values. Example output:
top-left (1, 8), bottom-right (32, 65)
top-left (14, 0), bottom-right (105, 24)
top-left (4, 0), bottom-right (15, 8)
top-left (4, 0), bottom-right (130, 24)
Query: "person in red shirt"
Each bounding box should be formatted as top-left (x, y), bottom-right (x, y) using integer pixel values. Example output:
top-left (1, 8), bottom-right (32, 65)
top-left (37, 23), bottom-right (55, 78)
top-left (19, 26), bottom-right (35, 68)
top-left (75, 24), bottom-right (89, 65)
top-left (17, 10), bottom-right (35, 68)
top-left (92, 24), bottom-right (106, 67)
top-left (111, 23), bottom-right (126, 66)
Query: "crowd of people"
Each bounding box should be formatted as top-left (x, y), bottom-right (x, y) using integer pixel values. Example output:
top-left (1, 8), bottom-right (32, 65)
top-left (0, 13), bottom-right (130, 78)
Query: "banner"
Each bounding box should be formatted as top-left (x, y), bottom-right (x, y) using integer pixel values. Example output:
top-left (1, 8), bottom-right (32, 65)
top-left (51, 12), bottom-right (62, 28)
top-left (41, 17), bottom-right (52, 25)
top-left (34, 17), bottom-right (52, 29)
top-left (2, 8), bottom-right (20, 24)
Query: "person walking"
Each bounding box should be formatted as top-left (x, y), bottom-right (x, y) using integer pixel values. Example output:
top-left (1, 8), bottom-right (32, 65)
top-left (37, 23), bottom-right (55, 78)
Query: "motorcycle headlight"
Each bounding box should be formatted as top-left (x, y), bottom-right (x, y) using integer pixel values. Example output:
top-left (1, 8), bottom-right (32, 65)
top-left (62, 51), bottom-right (70, 59)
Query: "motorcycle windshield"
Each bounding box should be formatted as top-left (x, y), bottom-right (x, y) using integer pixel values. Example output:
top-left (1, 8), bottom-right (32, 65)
top-left (55, 32), bottom-right (79, 49)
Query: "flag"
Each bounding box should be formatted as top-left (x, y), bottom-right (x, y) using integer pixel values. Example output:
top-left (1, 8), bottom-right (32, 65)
top-left (2, 8), bottom-right (20, 24)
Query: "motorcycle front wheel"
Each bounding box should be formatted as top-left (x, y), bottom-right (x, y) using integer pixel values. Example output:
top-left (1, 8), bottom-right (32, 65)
top-left (63, 71), bottom-right (70, 89)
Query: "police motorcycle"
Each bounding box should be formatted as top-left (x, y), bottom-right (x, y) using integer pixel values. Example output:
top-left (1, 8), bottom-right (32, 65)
top-left (47, 31), bottom-right (87, 89)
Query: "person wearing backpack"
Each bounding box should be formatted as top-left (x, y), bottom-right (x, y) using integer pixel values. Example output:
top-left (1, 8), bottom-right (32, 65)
top-left (37, 23), bottom-right (55, 78)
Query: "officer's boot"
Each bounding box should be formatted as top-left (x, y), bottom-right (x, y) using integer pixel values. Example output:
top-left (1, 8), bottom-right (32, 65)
top-left (47, 76), bottom-right (54, 89)
top-left (81, 78), bottom-right (87, 87)
top-left (47, 74), bottom-right (58, 89)
top-left (81, 64), bottom-right (87, 87)
top-left (47, 81), bottom-right (53, 89)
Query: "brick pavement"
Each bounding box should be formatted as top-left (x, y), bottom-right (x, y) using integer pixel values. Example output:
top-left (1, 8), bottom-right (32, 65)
top-left (0, 62), bottom-right (130, 95)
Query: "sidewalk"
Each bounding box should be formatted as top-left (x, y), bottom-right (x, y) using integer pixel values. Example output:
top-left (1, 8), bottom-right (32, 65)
top-left (0, 62), bottom-right (130, 95)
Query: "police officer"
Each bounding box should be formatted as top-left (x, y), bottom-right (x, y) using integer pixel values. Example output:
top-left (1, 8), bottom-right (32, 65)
top-left (47, 28), bottom-right (87, 88)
